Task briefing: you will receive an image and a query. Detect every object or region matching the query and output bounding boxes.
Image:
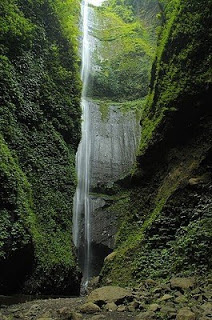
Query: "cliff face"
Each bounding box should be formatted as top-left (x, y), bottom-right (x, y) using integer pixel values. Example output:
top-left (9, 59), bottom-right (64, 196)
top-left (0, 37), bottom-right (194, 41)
top-left (0, 0), bottom-right (81, 294)
top-left (100, 0), bottom-right (212, 285)
top-left (73, 0), bottom-right (160, 279)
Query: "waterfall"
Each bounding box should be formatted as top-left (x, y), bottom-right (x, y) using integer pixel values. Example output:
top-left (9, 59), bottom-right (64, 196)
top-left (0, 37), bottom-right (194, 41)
top-left (73, 0), bottom-right (140, 290)
top-left (73, 0), bottom-right (103, 289)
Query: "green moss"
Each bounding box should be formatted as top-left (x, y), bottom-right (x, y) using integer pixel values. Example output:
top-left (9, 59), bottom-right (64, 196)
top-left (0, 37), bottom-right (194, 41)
top-left (0, 0), bottom-right (81, 293)
top-left (138, 0), bottom-right (212, 155)
top-left (99, 102), bottom-right (110, 121)
top-left (0, 134), bottom-right (35, 258)
top-left (87, 0), bottom-right (159, 101)
top-left (101, 130), bottom-right (211, 285)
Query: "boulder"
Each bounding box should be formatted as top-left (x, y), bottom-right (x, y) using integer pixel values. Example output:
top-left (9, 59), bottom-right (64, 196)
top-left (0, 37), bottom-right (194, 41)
top-left (105, 302), bottom-right (117, 311)
top-left (80, 302), bottom-right (101, 314)
top-left (117, 305), bottom-right (127, 312)
top-left (159, 294), bottom-right (174, 302)
top-left (88, 286), bottom-right (132, 305)
top-left (149, 304), bottom-right (160, 312)
top-left (170, 278), bottom-right (196, 290)
top-left (175, 295), bottom-right (188, 304)
top-left (176, 307), bottom-right (196, 320)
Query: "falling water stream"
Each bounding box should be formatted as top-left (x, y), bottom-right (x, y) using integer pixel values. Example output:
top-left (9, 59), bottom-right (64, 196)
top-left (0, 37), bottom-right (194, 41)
top-left (73, 0), bottom-right (140, 291)
top-left (73, 0), bottom-right (102, 289)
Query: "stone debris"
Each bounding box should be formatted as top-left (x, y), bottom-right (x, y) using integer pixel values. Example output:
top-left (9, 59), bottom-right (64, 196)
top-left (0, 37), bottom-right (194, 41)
top-left (0, 277), bottom-right (211, 320)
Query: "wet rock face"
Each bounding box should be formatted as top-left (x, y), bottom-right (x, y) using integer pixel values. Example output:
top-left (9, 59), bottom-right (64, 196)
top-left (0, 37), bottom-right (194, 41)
top-left (90, 196), bottom-right (118, 250)
top-left (89, 102), bottom-right (140, 187)
top-left (81, 100), bottom-right (141, 276)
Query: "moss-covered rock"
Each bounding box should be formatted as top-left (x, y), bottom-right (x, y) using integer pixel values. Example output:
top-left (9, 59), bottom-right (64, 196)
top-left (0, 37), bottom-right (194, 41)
top-left (87, 0), bottom-right (160, 101)
top-left (0, 0), bottom-right (81, 294)
top-left (100, 0), bottom-right (212, 287)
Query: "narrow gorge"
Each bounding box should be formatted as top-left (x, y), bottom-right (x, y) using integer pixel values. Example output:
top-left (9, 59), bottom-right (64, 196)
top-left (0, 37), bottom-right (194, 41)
top-left (73, 0), bottom-right (142, 287)
top-left (0, 0), bottom-right (212, 319)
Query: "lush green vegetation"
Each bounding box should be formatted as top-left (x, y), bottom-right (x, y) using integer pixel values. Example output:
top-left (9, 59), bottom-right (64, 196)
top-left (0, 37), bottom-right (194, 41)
top-left (0, 0), bottom-right (81, 293)
top-left (139, 0), bottom-right (212, 154)
top-left (87, 0), bottom-right (160, 101)
top-left (100, 0), bottom-right (212, 286)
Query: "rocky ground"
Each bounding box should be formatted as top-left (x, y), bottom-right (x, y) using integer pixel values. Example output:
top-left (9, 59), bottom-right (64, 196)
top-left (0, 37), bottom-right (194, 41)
top-left (0, 277), bottom-right (211, 320)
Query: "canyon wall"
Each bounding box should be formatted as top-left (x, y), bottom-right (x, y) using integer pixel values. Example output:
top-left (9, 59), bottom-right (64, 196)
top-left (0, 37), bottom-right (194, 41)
top-left (0, 0), bottom-right (81, 294)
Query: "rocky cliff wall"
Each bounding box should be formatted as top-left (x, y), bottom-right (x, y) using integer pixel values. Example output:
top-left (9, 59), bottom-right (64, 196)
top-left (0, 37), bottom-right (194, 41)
top-left (100, 0), bottom-right (212, 286)
top-left (74, 0), bottom-right (158, 278)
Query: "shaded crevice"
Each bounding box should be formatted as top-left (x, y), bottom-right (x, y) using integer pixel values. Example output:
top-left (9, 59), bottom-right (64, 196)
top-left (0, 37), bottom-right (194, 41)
top-left (0, 243), bottom-right (34, 295)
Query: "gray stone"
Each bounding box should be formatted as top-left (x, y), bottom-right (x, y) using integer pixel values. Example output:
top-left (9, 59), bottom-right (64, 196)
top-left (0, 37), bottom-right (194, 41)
top-left (117, 305), bottom-right (127, 312)
top-left (105, 302), bottom-right (117, 311)
top-left (170, 278), bottom-right (196, 290)
top-left (88, 286), bottom-right (132, 304)
top-left (176, 307), bottom-right (196, 320)
top-left (159, 294), bottom-right (174, 301)
top-left (176, 295), bottom-right (188, 304)
top-left (148, 304), bottom-right (160, 312)
top-left (80, 302), bottom-right (101, 314)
